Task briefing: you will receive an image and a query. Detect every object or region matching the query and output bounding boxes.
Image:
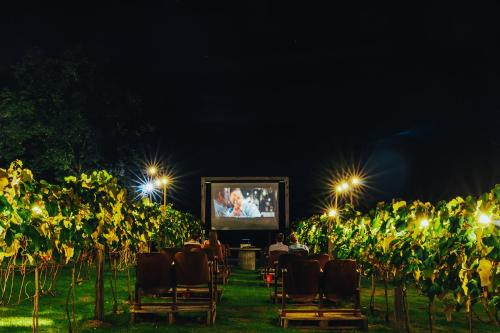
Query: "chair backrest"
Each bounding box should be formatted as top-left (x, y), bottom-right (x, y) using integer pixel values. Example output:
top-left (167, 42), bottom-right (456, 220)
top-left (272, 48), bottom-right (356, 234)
top-left (161, 247), bottom-right (183, 258)
top-left (289, 248), bottom-right (309, 256)
top-left (174, 250), bottom-right (210, 285)
top-left (184, 243), bottom-right (202, 251)
top-left (322, 259), bottom-right (359, 301)
top-left (200, 247), bottom-right (216, 261)
top-left (136, 252), bottom-right (174, 292)
top-left (261, 246), bottom-right (269, 257)
top-left (307, 254), bottom-right (330, 271)
top-left (284, 259), bottom-right (321, 302)
top-left (277, 253), bottom-right (302, 278)
top-left (269, 250), bottom-right (288, 268)
top-left (203, 241), bottom-right (224, 261)
top-left (224, 244), bottom-right (230, 256)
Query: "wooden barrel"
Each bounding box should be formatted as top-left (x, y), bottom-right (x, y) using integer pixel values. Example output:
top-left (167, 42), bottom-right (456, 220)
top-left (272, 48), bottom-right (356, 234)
top-left (239, 250), bottom-right (256, 270)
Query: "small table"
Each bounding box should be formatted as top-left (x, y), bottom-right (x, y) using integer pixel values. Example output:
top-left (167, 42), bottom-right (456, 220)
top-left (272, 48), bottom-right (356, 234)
top-left (229, 247), bottom-right (262, 270)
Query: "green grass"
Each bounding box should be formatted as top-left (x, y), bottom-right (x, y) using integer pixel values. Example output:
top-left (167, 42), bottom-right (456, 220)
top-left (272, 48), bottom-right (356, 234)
top-left (0, 266), bottom-right (495, 332)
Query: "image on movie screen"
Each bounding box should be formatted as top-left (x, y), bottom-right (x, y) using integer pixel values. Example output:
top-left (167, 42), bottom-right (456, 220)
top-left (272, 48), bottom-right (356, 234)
top-left (213, 186), bottom-right (277, 218)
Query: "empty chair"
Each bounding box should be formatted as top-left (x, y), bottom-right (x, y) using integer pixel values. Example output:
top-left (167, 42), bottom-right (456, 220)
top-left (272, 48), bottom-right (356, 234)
top-left (184, 243), bottom-right (202, 251)
top-left (307, 254), bottom-right (330, 271)
top-left (277, 253), bottom-right (302, 278)
top-left (174, 250), bottom-right (211, 287)
top-left (131, 252), bottom-right (175, 322)
top-left (279, 259), bottom-right (367, 331)
top-left (265, 250), bottom-right (288, 284)
top-left (272, 253), bottom-right (302, 303)
top-left (200, 246), bottom-right (217, 261)
top-left (219, 244), bottom-right (230, 283)
top-left (161, 247), bottom-right (183, 258)
top-left (200, 246), bottom-right (223, 285)
top-left (260, 246), bottom-right (269, 271)
top-left (223, 243), bottom-right (231, 261)
top-left (176, 247), bottom-right (221, 301)
top-left (173, 250), bottom-right (216, 324)
top-left (269, 250), bottom-right (289, 269)
top-left (203, 245), bottom-right (228, 285)
top-left (289, 248), bottom-right (309, 256)
top-left (282, 259), bottom-right (321, 306)
top-left (321, 259), bottom-right (360, 309)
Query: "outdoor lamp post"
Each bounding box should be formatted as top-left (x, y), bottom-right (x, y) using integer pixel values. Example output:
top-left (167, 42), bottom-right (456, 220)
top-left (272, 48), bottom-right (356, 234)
top-left (326, 207), bottom-right (338, 258)
top-left (349, 176), bottom-right (362, 206)
top-left (334, 183), bottom-right (347, 211)
top-left (155, 175), bottom-right (170, 214)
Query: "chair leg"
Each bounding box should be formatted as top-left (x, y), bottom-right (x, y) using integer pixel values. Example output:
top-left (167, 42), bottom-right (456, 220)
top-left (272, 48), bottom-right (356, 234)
top-left (361, 317), bottom-right (368, 331)
top-left (207, 309), bottom-right (216, 326)
top-left (211, 309), bottom-right (216, 325)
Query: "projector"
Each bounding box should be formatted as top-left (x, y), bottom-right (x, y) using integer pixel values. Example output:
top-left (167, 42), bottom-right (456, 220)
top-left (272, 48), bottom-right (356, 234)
top-left (240, 239), bottom-right (251, 248)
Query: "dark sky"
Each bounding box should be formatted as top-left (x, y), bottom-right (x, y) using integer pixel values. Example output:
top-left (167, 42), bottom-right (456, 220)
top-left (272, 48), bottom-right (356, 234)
top-left (1, 1), bottom-right (500, 220)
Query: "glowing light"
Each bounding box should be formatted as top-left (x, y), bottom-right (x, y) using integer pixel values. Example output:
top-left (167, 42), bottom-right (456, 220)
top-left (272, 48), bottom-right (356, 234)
top-left (144, 182), bottom-right (155, 193)
top-left (147, 165), bottom-right (158, 176)
top-left (479, 214), bottom-right (491, 225)
top-left (328, 208), bottom-right (338, 217)
top-left (32, 205), bottom-right (43, 215)
top-left (341, 181), bottom-right (349, 191)
top-left (139, 181), bottom-right (155, 196)
top-left (160, 175), bottom-right (170, 186)
top-left (419, 219), bottom-right (429, 229)
top-left (351, 176), bottom-right (362, 186)
top-left (335, 185), bottom-right (344, 193)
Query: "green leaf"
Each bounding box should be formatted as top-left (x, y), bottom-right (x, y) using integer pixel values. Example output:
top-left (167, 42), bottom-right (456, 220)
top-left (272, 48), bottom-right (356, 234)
top-left (0, 195), bottom-right (12, 213)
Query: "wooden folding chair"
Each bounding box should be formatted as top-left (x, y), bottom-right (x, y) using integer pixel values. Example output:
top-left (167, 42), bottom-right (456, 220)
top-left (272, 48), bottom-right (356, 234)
top-left (272, 253), bottom-right (301, 303)
top-left (279, 259), bottom-right (321, 327)
top-left (307, 254), bottom-right (330, 271)
top-left (161, 247), bottom-right (183, 258)
top-left (130, 252), bottom-right (176, 324)
top-left (173, 250), bottom-right (216, 325)
top-left (184, 243), bottom-right (202, 251)
top-left (319, 259), bottom-right (367, 330)
top-left (200, 247), bottom-right (224, 301)
top-left (264, 250), bottom-right (288, 286)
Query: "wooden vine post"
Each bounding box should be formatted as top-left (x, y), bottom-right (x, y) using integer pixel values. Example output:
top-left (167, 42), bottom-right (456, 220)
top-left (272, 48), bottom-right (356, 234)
top-left (394, 285), bottom-right (408, 332)
top-left (393, 270), bottom-right (411, 333)
top-left (32, 265), bottom-right (39, 333)
top-left (94, 247), bottom-right (105, 322)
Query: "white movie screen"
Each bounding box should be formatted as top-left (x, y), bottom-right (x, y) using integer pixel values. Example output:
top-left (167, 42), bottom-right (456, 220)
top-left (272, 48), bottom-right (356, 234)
top-left (211, 183), bottom-right (279, 230)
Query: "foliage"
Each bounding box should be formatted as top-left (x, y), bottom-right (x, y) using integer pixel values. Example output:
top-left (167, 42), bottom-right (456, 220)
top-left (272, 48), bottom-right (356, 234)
top-left (294, 190), bottom-right (500, 325)
top-left (0, 48), bottom-right (152, 180)
top-left (0, 160), bottom-right (201, 265)
top-left (0, 160), bottom-right (202, 329)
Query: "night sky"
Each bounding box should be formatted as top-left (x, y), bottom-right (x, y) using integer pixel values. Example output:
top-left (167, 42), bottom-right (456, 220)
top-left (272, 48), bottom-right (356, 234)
top-left (1, 1), bottom-right (500, 220)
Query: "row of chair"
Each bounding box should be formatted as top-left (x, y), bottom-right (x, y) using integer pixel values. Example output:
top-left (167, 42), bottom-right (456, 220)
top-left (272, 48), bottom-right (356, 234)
top-left (261, 251), bottom-right (367, 330)
top-left (131, 248), bottom-right (220, 325)
top-left (165, 244), bottom-right (231, 285)
top-left (262, 251), bottom-right (329, 287)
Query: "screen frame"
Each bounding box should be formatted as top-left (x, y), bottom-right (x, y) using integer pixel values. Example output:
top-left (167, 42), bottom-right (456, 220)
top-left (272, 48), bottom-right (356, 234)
top-left (201, 177), bottom-right (289, 231)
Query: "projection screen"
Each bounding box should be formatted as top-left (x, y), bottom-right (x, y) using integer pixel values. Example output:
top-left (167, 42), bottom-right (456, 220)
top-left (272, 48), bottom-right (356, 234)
top-left (210, 182), bottom-right (279, 230)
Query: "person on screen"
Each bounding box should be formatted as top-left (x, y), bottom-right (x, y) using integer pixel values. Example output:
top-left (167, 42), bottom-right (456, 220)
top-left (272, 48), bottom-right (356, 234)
top-left (288, 233), bottom-right (309, 255)
top-left (213, 190), bottom-right (230, 217)
top-left (268, 232), bottom-right (288, 254)
top-left (227, 188), bottom-right (261, 217)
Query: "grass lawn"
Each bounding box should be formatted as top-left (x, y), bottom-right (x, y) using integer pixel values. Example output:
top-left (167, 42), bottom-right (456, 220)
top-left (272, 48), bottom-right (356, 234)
top-left (0, 265), bottom-right (495, 332)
